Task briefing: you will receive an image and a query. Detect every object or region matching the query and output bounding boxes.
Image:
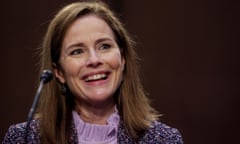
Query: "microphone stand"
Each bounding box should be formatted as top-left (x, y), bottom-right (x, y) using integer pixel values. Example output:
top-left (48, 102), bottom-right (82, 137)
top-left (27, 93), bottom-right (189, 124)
top-left (25, 70), bottom-right (52, 143)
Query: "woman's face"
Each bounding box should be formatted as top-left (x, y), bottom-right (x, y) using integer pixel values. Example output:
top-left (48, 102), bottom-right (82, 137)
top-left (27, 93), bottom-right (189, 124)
top-left (54, 15), bottom-right (125, 105)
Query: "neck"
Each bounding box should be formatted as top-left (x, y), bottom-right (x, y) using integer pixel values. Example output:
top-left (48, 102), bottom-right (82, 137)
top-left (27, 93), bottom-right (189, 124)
top-left (75, 100), bottom-right (115, 125)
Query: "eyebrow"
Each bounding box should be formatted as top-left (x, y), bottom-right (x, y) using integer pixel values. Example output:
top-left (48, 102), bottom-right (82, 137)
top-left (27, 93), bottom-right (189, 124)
top-left (94, 37), bottom-right (115, 45)
top-left (65, 43), bottom-right (85, 51)
top-left (65, 37), bottom-right (115, 50)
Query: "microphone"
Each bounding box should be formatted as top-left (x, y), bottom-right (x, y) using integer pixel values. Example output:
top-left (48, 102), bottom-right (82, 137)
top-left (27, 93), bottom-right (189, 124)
top-left (40, 69), bottom-right (53, 84)
top-left (25, 69), bottom-right (53, 142)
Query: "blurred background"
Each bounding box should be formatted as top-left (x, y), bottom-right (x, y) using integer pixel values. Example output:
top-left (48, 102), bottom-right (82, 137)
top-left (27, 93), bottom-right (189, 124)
top-left (0, 0), bottom-right (239, 143)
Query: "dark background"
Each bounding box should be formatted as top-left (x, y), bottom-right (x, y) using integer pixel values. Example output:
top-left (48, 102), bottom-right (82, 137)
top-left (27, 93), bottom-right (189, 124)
top-left (1, 0), bottom-right (239, 143)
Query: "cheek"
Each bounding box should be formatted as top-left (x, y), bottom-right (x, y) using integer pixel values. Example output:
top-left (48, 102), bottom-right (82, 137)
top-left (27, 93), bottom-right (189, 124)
top-left (106, 52), bottom-right (124, 69)
top-left (61, 59), bottom-right (84, 76)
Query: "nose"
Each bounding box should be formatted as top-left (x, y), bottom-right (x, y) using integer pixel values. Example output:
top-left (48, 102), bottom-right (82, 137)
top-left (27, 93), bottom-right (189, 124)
top-left (86, 50), bottom-right (102, 68)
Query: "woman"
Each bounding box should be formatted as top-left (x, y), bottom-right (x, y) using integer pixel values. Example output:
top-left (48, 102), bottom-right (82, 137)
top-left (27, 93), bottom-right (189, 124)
top-left (3, 1), bottom-right (183, 143)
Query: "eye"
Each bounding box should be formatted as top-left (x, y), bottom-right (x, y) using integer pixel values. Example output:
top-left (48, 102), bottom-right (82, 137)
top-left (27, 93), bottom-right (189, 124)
top-left (70, 49), bottom-right (83, 55)
top-left (99, 44), bottom-right (111, 50)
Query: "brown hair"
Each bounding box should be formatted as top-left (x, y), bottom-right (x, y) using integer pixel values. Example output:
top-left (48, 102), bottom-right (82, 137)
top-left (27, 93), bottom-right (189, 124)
top-left (37, 1), bottom-right (159, 143)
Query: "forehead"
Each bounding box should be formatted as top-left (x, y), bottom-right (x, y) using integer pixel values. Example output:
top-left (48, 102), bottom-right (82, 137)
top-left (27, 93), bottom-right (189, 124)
top-left (65, 15), bottom-right (114, 38)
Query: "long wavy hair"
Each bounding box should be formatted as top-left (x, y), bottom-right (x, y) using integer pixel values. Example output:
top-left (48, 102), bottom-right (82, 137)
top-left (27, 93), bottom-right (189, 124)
top-left (37, 1), bottom-right (159, 143)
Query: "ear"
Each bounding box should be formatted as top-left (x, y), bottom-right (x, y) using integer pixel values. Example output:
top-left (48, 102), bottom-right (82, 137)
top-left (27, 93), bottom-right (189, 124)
top-left (120, 47), bottom-right (125, 71)
top-left (121, 57), bottom-right (125, 72)
top-left (52, 63), bottom-right (66, 84)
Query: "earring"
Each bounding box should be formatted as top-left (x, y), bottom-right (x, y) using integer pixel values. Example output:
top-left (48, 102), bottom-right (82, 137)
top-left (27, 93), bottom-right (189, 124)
top-left (61, 84), bottom-right (67, 95)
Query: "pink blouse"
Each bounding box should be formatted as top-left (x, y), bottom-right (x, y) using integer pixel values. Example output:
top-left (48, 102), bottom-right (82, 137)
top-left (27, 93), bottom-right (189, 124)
top-left (72, 108), bottom-right (120, 144)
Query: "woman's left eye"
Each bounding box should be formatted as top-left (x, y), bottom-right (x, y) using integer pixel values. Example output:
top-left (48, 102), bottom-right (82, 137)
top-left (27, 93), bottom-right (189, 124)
top-left (100, 44), bottom-right (111, 50)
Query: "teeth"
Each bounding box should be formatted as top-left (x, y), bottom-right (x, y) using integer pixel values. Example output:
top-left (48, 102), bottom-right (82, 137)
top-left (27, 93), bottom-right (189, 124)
top-left (85, 74), bottom-right (107, 81)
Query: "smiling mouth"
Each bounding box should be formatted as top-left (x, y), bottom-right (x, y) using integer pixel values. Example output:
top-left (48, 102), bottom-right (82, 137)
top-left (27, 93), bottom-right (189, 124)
top-left (84, 73), bottom-right (108, 82)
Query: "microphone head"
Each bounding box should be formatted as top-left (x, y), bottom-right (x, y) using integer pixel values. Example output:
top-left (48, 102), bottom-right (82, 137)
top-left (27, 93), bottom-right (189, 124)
top-left (40, 69), bottom-right (53, 84)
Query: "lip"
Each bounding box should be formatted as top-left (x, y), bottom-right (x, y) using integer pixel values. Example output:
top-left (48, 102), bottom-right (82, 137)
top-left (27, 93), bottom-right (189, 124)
top-left (81, 70), bottom-right (111, 81)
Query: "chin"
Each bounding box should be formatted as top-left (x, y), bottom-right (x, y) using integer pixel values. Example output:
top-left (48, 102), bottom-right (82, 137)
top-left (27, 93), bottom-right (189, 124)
top-left (87, 94), bottom-right (114, 103)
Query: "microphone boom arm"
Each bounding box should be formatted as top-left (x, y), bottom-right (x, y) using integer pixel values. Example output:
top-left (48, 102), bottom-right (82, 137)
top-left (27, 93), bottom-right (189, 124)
top-left (25, 69), bottom-right (52, 143)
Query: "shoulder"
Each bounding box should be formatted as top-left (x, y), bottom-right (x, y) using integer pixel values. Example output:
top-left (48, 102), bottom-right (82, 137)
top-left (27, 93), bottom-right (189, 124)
top-left (139, 121), bottom-right (183, 144)
top-left (2, 120), bottom-right (40, 144)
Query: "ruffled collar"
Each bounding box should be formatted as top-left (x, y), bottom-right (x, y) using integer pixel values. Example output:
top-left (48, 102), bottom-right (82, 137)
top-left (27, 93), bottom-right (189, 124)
top-left (72, 107), bottom-right (120, 143)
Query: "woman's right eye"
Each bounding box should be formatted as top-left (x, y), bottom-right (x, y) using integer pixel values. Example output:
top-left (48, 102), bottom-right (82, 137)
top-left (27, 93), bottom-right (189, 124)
top-left (70, 49), bottom-right (83, 55)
